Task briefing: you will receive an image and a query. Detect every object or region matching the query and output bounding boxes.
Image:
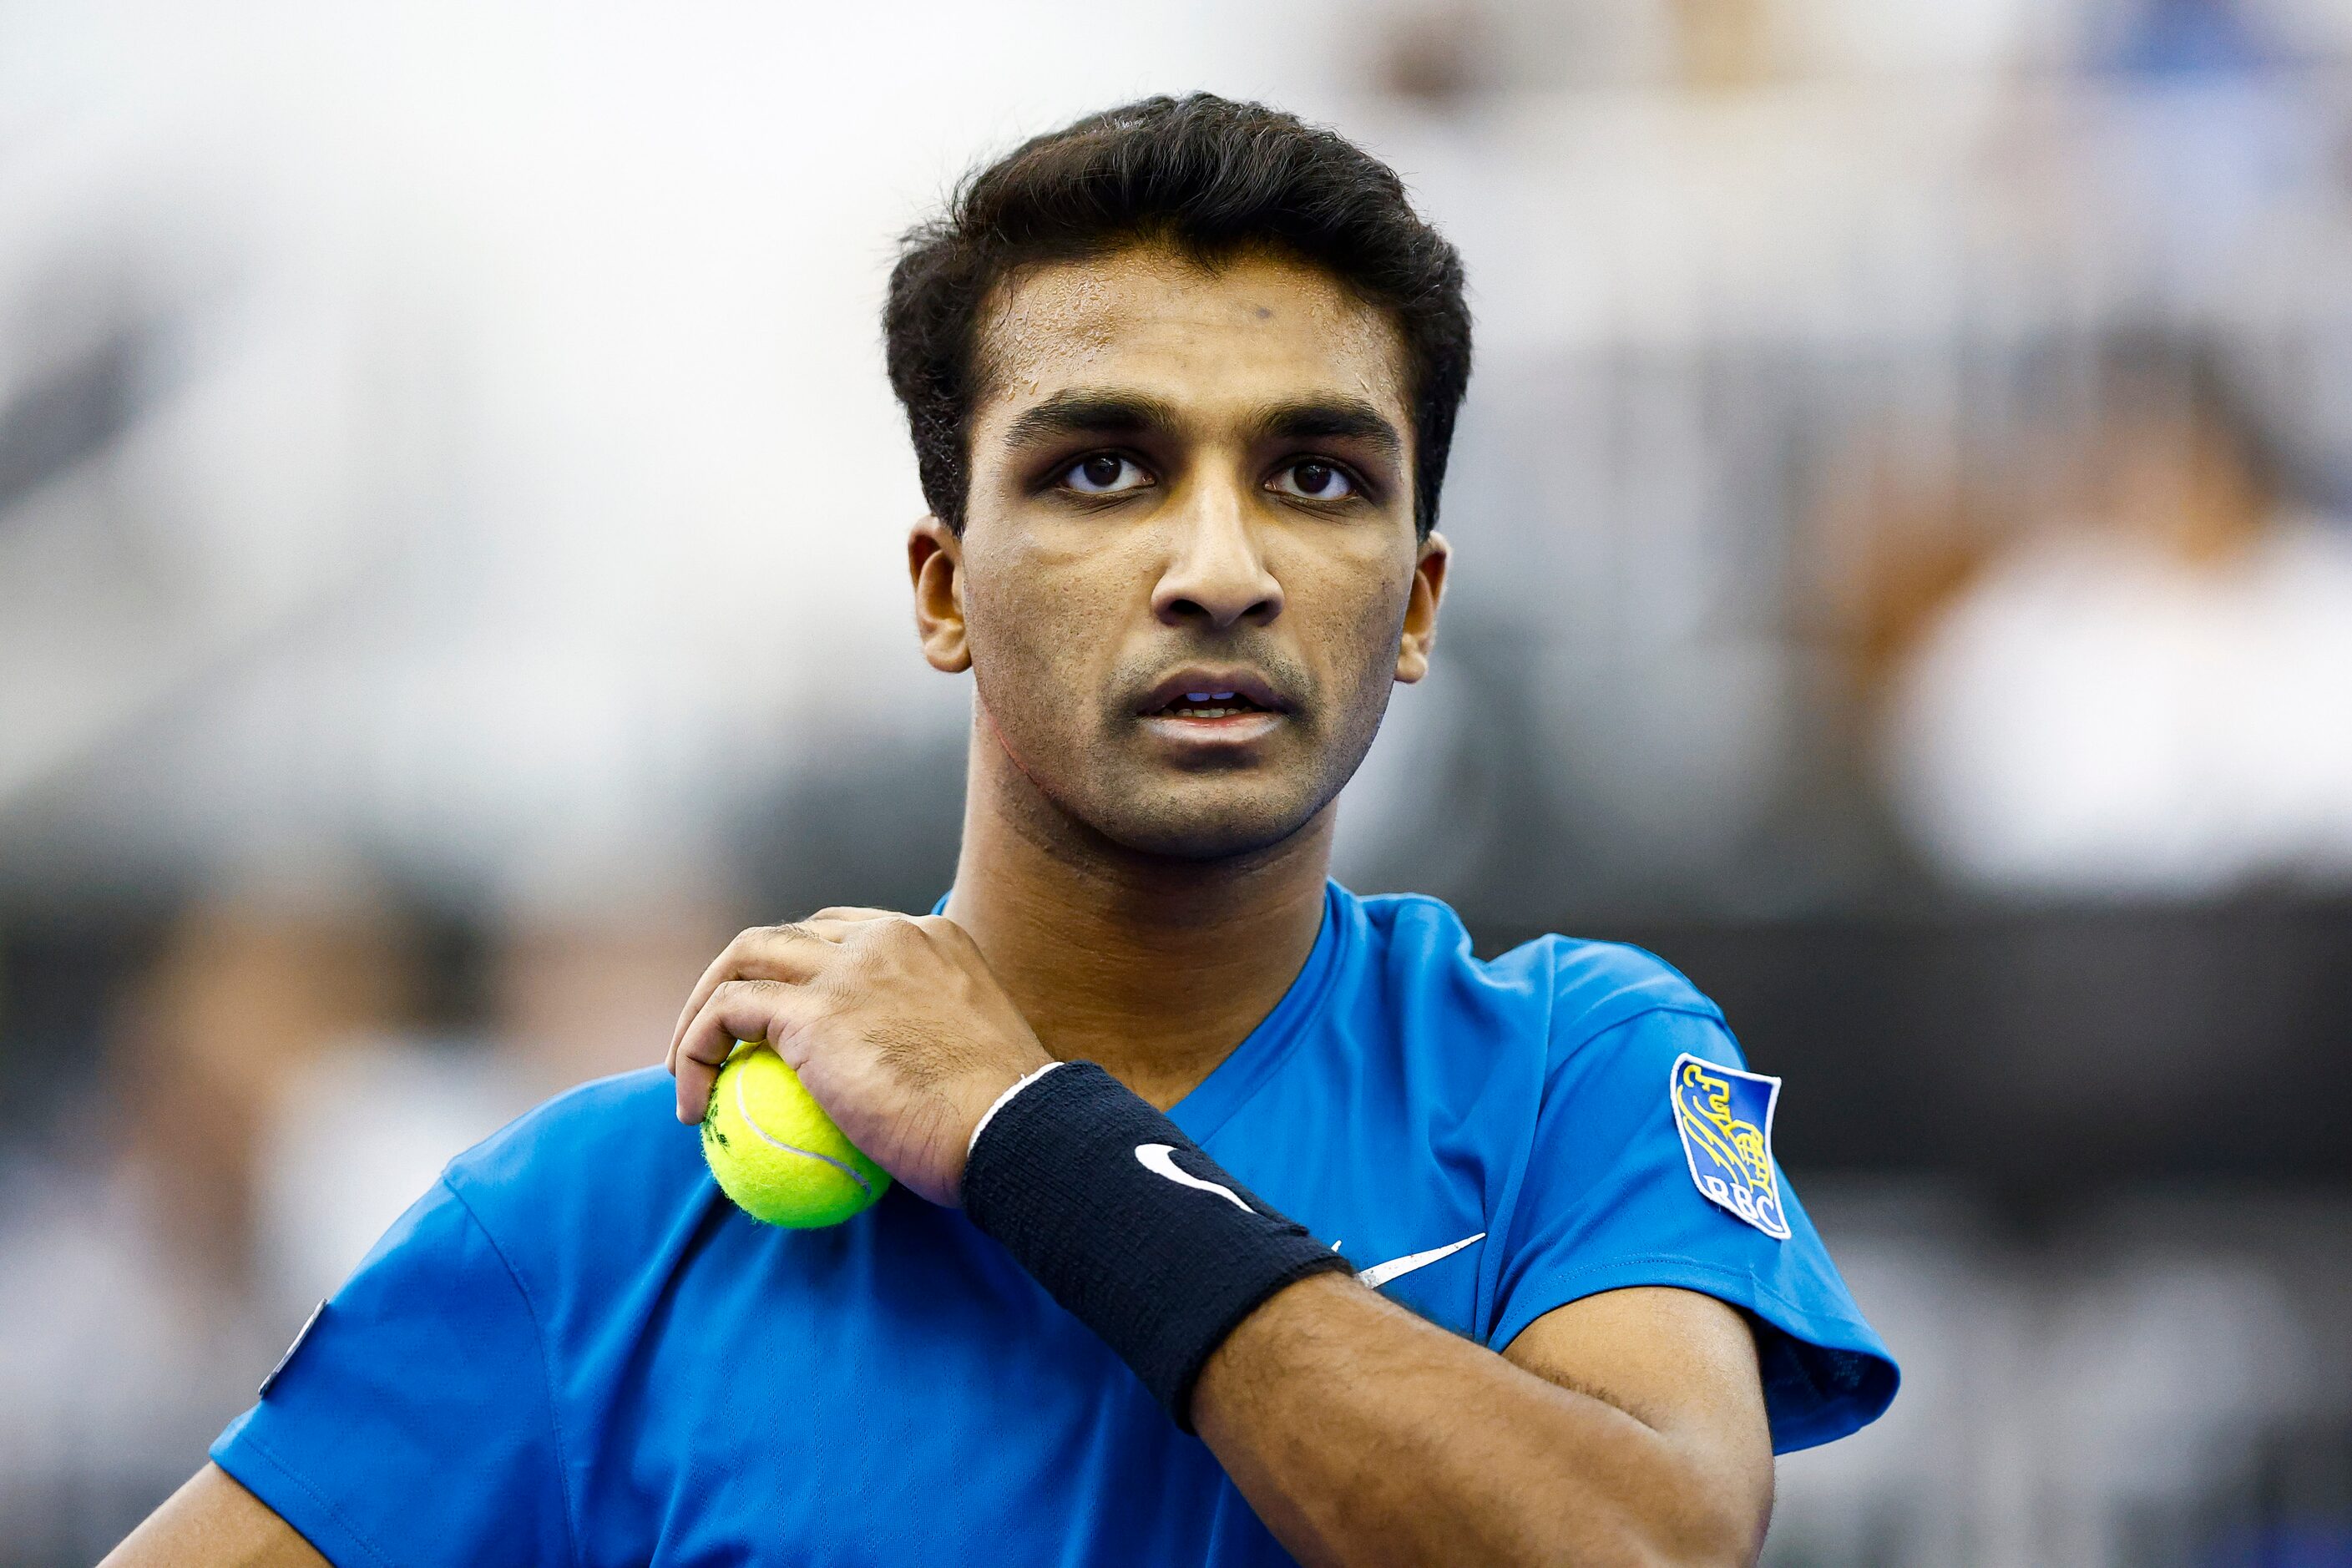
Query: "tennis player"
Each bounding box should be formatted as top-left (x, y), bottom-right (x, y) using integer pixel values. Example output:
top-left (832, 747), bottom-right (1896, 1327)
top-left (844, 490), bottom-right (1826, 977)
top-left (110, 94), bottom-right (1894, 1566)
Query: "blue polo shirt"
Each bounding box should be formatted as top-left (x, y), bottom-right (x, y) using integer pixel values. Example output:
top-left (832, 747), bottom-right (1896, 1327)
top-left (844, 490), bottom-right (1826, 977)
top-left (214, 883), bottom-right (1895, 1566)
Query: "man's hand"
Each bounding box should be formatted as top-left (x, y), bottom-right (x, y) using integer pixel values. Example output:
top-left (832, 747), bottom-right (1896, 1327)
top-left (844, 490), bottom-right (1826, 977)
top-left (665, 908), bottom-right (1055, 1206)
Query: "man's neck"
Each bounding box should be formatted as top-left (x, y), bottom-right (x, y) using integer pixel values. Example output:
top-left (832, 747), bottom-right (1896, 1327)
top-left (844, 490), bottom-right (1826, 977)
top-left (942, 720), bottom-right (1333, 1111)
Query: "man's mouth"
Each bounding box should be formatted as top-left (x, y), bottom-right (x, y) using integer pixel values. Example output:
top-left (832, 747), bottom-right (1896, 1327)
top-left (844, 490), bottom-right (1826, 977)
top-left (1156, 690), bottom-right (1272, 721)
top-left (1135, 670), bottom-right (1292, 738)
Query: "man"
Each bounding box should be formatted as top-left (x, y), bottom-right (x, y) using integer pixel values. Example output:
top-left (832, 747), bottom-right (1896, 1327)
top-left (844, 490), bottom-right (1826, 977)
top-left (110, 94), bottom-right (1894, 1567)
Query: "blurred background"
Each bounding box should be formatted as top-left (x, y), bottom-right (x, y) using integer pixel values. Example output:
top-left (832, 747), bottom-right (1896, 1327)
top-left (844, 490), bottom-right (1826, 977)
top-left (3, 0), bottom-right (2349, 1562)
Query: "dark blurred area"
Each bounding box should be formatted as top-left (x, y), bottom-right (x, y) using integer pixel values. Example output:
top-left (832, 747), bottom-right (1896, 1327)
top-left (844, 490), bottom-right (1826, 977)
top-left (6, 0), bottom-right (2352, 1563)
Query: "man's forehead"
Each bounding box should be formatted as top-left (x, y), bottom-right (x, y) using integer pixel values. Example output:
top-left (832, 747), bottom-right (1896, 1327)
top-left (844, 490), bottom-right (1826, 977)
top-left (973, 247), bottom-right (1412, 436)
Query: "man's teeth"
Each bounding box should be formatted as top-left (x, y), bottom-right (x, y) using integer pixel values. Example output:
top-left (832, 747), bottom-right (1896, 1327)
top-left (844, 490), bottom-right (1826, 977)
top-left (1165, 690), bottom-right (1260, 718)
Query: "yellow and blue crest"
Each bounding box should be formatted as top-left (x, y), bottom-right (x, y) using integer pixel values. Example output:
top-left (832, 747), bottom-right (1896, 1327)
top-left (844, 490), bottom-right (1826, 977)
top-left (1669, 1054), bottom-right (1792, 1240)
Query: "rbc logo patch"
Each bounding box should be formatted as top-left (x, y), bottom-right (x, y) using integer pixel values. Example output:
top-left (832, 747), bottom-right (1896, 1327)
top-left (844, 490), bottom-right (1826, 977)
top-left (1670, 1055), bottom-right (1793, 1240)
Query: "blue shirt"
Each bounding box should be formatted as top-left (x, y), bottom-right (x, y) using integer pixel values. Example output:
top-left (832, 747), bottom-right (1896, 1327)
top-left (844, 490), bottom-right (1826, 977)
top-left (214, 884), bottom-right (1896, 1566)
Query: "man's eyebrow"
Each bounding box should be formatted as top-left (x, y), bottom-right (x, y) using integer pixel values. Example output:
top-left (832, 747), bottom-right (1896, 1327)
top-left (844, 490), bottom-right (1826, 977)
top-left (1001, 391), bottom-right (1180, 448)
top-left (1252, 398), bottom-right (1404, 461)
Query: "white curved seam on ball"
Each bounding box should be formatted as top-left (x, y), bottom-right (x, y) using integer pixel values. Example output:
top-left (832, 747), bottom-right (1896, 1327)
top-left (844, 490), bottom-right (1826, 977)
top-left (734, 1072), bottom-right (874, 1196)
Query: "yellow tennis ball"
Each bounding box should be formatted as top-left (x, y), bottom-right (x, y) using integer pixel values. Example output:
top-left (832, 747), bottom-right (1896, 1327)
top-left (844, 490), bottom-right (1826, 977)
top-left (701, 1043), bottom-right (889, 1227)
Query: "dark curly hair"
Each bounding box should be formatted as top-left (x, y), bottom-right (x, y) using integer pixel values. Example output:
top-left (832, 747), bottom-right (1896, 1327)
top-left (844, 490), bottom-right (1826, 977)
top-left (883, 94), bottom-right (1473, 538)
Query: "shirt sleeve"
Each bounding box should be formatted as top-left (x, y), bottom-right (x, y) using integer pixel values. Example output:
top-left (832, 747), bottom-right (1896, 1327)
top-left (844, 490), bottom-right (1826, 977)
top-left (1487, 1004), bottom-right (1899, 1454)
top-left (210, 1176), bottom-right (575, 1568)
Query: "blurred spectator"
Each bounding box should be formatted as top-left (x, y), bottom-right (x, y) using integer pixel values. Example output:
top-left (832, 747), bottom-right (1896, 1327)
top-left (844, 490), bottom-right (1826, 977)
top-left (488, 898), bottom-right (741, 1094)
top-left (0, 870), bottom-right (422, 1556)
top-left (1883, 339), bottom-right (2352, 897)
top-left (0, 856), bottom-right (741, 1553)
top-left (111, 879), bottom-right (425, 1282)
top-left (254, 893), bottom-right (739, 1318)
top-left (1669, 0), bottom-right (1776, 91)
top-left (2102, 0), bottom-right (2279, 78)
top-left (252, 1035), bottom-right (529, 1323)
top-left (2091, 0), bottom-right (2327, 295)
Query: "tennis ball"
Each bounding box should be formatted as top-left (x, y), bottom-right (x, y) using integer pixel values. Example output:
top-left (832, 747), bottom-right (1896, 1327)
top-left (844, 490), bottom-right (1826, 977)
top-left (701, 1043), bottom-right (889, 1227)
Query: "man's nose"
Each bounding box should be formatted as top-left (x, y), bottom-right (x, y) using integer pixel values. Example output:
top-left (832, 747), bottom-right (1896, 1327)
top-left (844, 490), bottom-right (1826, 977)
top-left (1150, 474), bottom-right (1283, 631)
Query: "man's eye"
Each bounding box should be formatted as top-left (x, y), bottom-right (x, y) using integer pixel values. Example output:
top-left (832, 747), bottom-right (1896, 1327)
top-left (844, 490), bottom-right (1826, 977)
top-left (1269, 459), bottom-right (1356, 501)
top-left (1062, 454), bottom-right (1151, 494)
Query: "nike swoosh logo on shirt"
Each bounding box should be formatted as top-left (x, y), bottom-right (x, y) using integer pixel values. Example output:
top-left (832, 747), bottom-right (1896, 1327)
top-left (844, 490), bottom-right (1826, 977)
top-left (1355, 1232), bottom-right (1485, 1290)
top-left (1135, 1142), bottom-right (1254, 1212)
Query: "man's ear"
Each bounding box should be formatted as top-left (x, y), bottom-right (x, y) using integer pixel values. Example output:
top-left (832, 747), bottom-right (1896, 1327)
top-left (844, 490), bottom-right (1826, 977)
top-left (909, 516), bottom-right (970, 673)
top-left (1394, 530), bottom-right (1449, 685)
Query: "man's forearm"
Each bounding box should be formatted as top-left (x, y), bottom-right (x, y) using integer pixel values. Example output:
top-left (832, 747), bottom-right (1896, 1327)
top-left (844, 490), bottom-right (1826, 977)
top-left (951, 1054), bottom-right (1772, 1565)
top-left (1191, 1273), bottom-right (1765, 1568)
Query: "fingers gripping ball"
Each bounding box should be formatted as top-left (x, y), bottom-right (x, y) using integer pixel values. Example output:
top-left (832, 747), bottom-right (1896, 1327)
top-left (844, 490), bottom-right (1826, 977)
top-left (701, 1043), bottom-right (889, 1227)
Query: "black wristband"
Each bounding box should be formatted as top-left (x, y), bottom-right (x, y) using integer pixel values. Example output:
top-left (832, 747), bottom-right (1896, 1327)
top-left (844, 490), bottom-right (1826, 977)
top-left (962, 1061), bottom-right (1351, 1429)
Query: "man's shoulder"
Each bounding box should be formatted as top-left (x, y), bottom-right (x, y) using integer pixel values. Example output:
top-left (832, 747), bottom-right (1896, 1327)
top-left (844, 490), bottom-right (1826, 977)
top-left (1348, 888), bottom-right (1726, 1053)
top-left (1351, 888), bottom-right (1720, 1018)
top-left (439, 1065), bottom-right (712, 1257)
top-left (1512, 933), bottom-right (1724, 1039)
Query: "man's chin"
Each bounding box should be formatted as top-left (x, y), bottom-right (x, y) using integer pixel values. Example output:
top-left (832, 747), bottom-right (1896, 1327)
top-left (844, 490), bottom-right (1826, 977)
top-left (1076, 781), bottom-right (1328, 863)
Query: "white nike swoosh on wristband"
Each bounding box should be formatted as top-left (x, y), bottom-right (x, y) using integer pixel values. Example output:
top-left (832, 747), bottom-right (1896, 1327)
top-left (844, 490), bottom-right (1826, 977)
top-left (1355, 1232), bottom-right (1485, 1290)
top-left (1135, 1142), bottom-right (1254, 1212)
top-left (1132, 1143), bottom-right (1484, 1291)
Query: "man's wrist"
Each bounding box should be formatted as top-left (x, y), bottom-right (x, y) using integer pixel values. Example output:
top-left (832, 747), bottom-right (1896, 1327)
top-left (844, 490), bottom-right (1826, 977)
top-left (965, 1059), bottom-right (1068, 1158)
top-left (961, 1060), bottom-right (1351, 1430)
